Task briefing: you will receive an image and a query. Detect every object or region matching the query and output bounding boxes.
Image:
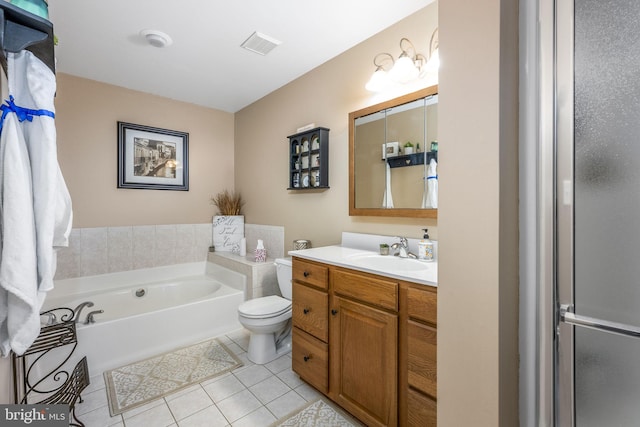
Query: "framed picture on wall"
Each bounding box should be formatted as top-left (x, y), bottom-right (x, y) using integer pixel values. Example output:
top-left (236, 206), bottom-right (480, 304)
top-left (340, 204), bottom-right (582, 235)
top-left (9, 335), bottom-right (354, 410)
top-left (117, 122), bottom-right (189, 191)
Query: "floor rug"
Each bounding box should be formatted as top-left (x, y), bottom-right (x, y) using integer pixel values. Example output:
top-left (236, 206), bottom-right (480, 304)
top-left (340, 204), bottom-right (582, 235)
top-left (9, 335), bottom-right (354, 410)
top-left (271, 398), bottom-right (363, 427)
top-left (104, 338), bottom-right (242, 415)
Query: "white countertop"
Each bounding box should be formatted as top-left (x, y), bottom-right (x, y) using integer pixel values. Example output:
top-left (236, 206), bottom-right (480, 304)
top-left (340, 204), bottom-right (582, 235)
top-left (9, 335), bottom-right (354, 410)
top-left (289, 245), bottom-right (437, 287)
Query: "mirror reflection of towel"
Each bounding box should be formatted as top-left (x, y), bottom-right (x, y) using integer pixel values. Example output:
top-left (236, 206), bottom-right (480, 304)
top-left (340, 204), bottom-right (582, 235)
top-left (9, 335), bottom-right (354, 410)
top-left (423, 158), bottom-right (438, 209)
top-left (382, 162), bottom-right (394, 208)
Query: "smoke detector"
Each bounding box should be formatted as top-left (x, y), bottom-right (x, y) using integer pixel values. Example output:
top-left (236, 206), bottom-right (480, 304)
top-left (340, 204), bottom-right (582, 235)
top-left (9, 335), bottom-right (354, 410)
top-left (240, 31), bottom-right (281, 56)
top-left (140, 29), bottom-right (173, 48)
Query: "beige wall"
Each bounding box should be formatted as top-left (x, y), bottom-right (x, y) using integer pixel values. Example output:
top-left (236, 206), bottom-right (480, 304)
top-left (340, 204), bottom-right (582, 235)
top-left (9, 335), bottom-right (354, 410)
top-left (234, 4), bottom-right (439, 250)
top-left (438, 0), bottom-right (519, 425)
top-left (55, 74), bottom-right (235, 228)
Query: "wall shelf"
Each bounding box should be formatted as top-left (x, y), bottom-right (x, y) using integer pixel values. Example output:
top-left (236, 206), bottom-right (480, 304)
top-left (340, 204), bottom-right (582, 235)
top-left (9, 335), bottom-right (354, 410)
top-left (0, 1), bottom-right (55, 74)
top-left (288, 127), bottom-right (330, 190)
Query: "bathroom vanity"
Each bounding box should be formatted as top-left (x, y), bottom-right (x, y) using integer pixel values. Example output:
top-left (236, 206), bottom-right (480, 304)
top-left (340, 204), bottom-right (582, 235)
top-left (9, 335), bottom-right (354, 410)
top-left (291, 245), bottom-right (437, 427)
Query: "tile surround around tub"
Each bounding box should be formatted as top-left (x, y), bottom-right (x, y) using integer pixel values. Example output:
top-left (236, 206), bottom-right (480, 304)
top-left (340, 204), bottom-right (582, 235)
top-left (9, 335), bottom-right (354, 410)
top-left (56, 224), bottom-right (214, 280)
top-left (55, 223), bottom-right (285, 281)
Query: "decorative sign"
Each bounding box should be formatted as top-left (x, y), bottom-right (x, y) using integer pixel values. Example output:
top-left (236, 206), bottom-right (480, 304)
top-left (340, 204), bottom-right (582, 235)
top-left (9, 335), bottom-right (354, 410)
top-left (213, 216), bottom-right (244, 253)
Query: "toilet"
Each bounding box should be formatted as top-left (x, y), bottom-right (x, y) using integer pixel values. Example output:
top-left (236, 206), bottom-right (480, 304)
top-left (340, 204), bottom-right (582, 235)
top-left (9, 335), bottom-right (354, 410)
top-left (238, 257), bottom-right (293, 364)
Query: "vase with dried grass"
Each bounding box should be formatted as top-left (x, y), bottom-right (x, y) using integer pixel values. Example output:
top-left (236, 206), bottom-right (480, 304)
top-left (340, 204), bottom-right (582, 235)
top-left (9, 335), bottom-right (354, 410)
top-left (211, 190), bottom-right (245, 253)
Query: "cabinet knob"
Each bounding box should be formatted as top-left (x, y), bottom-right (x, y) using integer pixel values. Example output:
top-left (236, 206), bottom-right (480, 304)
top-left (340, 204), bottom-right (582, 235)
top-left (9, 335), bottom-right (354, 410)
top-left (303, 355), bottom-right (312, 362)
top-left (303, 271), bottom-right (310, 277)
top-left (303, 308), bottom-right (310, 314)
top-left (331, 309), bottom-right (338, 316)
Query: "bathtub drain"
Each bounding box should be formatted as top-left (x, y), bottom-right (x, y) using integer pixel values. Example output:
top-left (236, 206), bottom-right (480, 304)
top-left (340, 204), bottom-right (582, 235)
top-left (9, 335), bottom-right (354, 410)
top-left (135, 289), bottom-right (146, 297)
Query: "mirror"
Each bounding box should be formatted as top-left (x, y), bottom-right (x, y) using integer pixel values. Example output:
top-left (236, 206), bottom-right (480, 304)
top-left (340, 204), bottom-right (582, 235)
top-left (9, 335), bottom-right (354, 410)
top-left (349, 86), bottom-right (438, 218)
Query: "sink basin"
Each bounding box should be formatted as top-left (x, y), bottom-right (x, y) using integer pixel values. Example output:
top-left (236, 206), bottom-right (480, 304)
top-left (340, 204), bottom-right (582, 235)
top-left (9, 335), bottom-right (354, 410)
top-left (347, 253), bottom-right (432, 273)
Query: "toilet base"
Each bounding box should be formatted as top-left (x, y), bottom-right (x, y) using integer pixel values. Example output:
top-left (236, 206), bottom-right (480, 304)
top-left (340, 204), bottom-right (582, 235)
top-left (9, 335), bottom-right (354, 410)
top-left (247, 330), bottom-right (292, 365)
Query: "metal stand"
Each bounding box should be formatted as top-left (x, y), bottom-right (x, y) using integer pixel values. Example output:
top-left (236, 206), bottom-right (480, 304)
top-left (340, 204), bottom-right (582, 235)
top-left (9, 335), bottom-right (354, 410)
top-left (12, 307), bottom-right (90, 427)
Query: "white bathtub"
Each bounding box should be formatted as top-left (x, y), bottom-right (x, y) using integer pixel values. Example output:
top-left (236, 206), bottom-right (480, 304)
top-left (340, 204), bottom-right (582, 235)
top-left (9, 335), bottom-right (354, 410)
top-left (42, 262), bottom-right (246, 375)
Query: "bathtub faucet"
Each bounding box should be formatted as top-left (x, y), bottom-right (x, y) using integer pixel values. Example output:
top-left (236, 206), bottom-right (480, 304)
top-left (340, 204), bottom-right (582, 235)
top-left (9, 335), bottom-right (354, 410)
top-left (72, 301), bottom-right (94, 323)
top-left (85, 310), bottom-right (104, 324)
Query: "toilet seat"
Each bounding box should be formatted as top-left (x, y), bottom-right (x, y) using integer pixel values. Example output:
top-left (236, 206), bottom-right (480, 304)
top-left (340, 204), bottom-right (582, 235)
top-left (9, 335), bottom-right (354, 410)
top-left (238, 296), bottom-right (291, 319)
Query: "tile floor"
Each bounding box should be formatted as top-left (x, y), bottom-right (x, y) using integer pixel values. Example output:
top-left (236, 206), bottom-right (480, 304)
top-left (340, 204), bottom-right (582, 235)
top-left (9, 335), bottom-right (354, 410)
top-left (74, 328), bottom-right (323, 427)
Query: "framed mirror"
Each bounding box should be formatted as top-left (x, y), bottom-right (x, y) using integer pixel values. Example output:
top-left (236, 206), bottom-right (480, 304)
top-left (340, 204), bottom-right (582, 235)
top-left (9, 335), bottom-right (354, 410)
top-left (349, 86), bottom-right (438, 218)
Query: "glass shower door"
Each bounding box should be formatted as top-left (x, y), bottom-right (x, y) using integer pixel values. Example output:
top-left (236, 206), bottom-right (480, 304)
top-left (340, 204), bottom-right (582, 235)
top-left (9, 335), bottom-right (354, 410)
top-left (556, 0), bottom-right (640, 425)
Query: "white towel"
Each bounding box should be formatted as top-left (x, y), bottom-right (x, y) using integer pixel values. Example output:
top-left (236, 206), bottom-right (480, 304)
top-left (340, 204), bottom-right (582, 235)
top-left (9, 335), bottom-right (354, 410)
top-left (0, 111), bottom-right (40, 356)
top-left (423, 158), bottom-right (438, 209)
top-left (382, 162), bottom-right (394, 208)
top-left (0, 51), bottom-right (72, 356)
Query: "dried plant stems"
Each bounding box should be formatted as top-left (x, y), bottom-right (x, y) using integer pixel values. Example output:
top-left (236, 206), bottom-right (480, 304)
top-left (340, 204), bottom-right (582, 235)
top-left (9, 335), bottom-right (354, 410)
top-left (211, 190), bottom-right (244, 215)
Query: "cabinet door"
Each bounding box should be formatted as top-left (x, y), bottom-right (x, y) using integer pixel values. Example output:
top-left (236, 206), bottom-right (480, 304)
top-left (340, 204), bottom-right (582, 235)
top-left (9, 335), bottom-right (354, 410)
top-left (292, 327), bottom-right (328, 393)
top-left (330, 295), bottom-right (398, 427)
top-left (292, 282), bottom-right (328, 342)
top-left (407, 320), bottom-right (437, 398)
top-left (292, 259), bottom-right (329, 290)
top-left (407, 388), bottom-right (437, 427)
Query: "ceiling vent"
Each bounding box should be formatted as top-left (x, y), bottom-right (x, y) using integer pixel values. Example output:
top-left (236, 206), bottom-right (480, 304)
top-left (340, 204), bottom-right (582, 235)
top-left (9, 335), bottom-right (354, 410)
top-left (240, 31), bottom-right (281, 56)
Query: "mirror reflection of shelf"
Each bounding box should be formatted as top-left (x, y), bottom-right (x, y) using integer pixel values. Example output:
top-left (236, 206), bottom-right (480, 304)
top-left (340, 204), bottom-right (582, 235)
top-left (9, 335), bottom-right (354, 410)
top-left (384, 151), bottom-right (438, 168)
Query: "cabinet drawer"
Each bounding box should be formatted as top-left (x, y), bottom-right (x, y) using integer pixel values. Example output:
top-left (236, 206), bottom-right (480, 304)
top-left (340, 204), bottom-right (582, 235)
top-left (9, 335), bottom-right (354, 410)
top-left (407, 286), bottom-right (437, 325)
top-left (293, 259), bottom-right (329, 290)
top-left (407, 388), bottom-right (437, 426)
top-left (407, 320), bottom-right (437, 398)
top-left (293, 282), bottom-right (328, 342)
top-left (292, 327), bottom-right (328, 393)
top-left (333, 269), bottom-right (398, 311)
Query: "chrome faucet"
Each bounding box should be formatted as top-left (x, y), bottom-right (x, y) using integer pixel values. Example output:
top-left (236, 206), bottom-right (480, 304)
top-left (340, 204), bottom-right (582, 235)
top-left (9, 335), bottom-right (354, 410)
top-left (72, 301), bottom-right (94, 323)
top-left (391, 237), bottom-right (417, 259)
top-left (85, 310), bottom-right (104, 324)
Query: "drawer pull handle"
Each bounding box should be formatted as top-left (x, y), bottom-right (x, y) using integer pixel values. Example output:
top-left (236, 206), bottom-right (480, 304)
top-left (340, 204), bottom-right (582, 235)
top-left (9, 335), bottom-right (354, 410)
top-left (331, 309), bottom-right (338, 316)
top-left (303, 308), bottom-right (310, 314)
top-left (303, 271), bottom-right (310, 277)
top-left (303, 355), bottom-right (312, 362)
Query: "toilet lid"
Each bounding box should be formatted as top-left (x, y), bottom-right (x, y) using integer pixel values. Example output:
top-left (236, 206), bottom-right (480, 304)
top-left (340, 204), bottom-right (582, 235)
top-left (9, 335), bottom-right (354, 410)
top-left (238, 296), bottom-right (292, 319)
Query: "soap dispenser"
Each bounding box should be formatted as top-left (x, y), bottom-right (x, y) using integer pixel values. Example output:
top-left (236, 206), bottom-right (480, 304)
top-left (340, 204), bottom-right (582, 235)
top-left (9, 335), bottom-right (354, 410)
top-left (418, 229), bottom-right (434, 262)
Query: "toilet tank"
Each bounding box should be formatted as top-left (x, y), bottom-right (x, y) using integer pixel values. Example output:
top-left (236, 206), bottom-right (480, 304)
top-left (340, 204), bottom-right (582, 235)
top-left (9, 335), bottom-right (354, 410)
top-left (275, 257), bottom-right (293, 299)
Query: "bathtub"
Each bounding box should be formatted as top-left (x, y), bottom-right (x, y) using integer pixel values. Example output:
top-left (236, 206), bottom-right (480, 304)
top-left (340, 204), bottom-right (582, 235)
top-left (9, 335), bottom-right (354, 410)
top-left (41, 262), bottom-right (246, 375)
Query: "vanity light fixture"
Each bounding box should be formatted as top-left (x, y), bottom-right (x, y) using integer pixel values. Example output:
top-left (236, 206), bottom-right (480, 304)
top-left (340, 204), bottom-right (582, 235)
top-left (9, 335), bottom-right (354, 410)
top-left (423, 28), bottom-right (439, 76)
top-left (365, 28), bottom-right (440, 92)
top-left (388, 38), bottom-right (425, 83)
top-left (365, 53), bottom-right (395, 92)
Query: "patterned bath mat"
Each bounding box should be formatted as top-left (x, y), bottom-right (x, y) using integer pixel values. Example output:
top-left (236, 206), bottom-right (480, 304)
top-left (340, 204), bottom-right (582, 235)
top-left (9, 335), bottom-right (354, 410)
top-left (271, 398), bottom-right (363, 427)
top-left (104, 338), bottom-right (242, 415)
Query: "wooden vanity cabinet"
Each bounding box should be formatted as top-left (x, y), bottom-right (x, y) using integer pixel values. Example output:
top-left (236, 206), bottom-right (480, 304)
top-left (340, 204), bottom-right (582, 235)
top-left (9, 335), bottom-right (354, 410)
top-left (330, 269), bottom-right (399, 427)
top-left (291, 257), bottom-right (437, 427)
top-left (292, 259), bottom-right (329, 393)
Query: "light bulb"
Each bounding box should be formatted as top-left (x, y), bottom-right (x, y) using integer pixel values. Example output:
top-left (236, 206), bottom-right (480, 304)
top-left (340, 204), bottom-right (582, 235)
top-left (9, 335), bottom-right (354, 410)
top-left (389, 55), bottom-right (419, 83)
top-left (365, 68), bottom-right (390, 92)
top-left (425, 48), bottom-right (440, 73)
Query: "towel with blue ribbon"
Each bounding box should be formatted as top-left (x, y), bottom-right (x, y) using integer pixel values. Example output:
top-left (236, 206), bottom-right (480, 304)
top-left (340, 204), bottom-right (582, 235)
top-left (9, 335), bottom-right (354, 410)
top-left (0, 95), bottom-right (55, 133)
top-left (0, 50), bottom-right (72, 356)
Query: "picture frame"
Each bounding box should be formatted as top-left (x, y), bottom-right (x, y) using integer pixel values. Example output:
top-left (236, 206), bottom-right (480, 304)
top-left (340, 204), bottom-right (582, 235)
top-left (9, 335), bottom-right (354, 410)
top-left (117, 122), bottom-right (189, 191)
top-left (381, 141), bottom-right (399, 159)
